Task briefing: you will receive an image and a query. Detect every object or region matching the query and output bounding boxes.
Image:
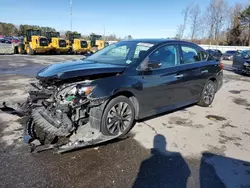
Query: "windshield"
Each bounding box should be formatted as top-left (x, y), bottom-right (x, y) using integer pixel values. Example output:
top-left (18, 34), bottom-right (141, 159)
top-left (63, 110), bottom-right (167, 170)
top-left (85, 41), bottom-right (154, 65)
top-left (242, 50), bottom-right (250, 55)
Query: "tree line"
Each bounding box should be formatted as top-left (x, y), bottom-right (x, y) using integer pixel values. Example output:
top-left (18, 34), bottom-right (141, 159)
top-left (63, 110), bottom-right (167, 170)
top-left (0, 22), bottom-right (56, 36)
top-left (0, 22), bottom-right (122, 41)
top-left (176, 0), bottom-right (250, 46)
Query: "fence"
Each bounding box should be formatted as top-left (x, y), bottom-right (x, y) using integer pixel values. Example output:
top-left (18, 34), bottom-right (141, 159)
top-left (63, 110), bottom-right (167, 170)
top-left (199, 44), bottom-right (250, 53)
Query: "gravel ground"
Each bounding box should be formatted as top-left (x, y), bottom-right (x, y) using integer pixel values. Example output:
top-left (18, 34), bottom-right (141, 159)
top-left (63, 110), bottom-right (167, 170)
top-left (0, 55), bottom-right (250, 188)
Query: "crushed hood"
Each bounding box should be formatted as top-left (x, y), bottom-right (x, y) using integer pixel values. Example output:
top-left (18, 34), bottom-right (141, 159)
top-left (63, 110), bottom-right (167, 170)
top-left (37, 59), bottom-right (126, 81)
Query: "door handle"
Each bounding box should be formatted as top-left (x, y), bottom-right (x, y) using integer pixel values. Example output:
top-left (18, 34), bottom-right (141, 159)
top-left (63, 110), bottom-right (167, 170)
top-left (201, 70), bottom-right (208, 73)
top-left (175, 74), bottom-right (183, 78)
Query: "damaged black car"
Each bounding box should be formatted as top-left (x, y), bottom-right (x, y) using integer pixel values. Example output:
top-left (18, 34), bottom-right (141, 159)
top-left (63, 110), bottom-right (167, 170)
top-left (18, 39), bottom-right (223, 153)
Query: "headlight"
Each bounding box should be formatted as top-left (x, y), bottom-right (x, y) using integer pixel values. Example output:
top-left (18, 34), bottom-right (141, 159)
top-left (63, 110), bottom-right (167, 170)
top-left (77, 85), bottom-right (96, 95)
top-left (244, 62), bottom-right (250, 66)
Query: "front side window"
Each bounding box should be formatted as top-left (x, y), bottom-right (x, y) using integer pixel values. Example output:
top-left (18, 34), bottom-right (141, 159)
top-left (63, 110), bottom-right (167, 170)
top-left (148, 45), bottom-right (178, 69)
top-left (181, 46), bottom-right (201, 64)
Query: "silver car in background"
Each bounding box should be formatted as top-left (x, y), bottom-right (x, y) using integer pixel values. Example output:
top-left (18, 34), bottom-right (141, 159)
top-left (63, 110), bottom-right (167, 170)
top-left (222, 50), bottom-right (237, 60)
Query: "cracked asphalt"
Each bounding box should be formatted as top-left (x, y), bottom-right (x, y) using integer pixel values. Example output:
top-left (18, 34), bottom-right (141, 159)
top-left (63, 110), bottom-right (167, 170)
top-left (0, 55), bottom-right (250, 188)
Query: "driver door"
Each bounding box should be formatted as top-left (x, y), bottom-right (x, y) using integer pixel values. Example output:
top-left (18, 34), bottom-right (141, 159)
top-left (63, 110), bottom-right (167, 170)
top-left (137, 44), bottom-right (187, 117)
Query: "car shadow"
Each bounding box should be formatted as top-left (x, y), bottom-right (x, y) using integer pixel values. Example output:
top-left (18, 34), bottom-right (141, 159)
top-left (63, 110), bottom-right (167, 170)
top-left (200, 152), bottom-right (250, 188)
top-left (138, 104), bottom-right (194, 123)
top-left (132, 134), bottom-right (191, 188)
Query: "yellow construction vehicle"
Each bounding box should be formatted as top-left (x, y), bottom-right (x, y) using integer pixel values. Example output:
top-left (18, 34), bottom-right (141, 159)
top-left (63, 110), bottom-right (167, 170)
top-left (88, 34), bottom-right (106, 53)
top-left (16, 29), bottom-right (51, 55)
top-left (67, 33), bottom-right (88, 54)
top-left (45, 32), bottom-right (70, 54)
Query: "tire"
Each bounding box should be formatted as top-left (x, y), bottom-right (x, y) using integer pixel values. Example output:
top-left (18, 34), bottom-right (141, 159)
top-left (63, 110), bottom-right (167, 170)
top-left (24, 117), bottom-right (55, 145)
top-left (27, 45), bottom-right (35, 55)
top-left (198, 80), bottom-right (216, 107)
top-left (99, 96), bottom-right (135, 136)
top-left (14, 46), bottom-right (19, 54)
top-left (18, 44), bottom-right (25, 54)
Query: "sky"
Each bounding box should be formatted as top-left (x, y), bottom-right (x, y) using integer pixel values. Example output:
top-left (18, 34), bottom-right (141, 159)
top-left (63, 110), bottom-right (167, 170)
top-left (0, 0), bottom-right (249, 38)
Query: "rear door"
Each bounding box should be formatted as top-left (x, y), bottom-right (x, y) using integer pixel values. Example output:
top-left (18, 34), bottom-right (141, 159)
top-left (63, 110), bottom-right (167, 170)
top-left (178, 44), bottom-right (211, 102)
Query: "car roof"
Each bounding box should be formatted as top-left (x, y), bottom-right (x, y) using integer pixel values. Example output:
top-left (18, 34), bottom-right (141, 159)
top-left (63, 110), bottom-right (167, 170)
top-left (122, 38), bottom-right (195, 45)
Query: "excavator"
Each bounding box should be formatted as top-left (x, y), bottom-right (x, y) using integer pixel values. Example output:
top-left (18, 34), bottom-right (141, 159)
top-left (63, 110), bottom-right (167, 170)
top-left (16, 29), bottom-right (51, 55)
top-left (67, 33), bottom-right (89, 54)
top-left (45, 31), bottom-right (70, 54)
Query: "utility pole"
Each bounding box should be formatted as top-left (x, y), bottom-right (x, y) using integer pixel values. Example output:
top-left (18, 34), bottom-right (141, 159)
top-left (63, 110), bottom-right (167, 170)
top-left (103, 24), bottom-right (106, 41)
top-left (70, 0), bottom-right (72, 31)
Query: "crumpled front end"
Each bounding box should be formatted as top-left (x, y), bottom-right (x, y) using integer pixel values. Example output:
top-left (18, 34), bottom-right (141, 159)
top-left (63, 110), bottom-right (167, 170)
top-left (22, 79), bottom-right (111, 153)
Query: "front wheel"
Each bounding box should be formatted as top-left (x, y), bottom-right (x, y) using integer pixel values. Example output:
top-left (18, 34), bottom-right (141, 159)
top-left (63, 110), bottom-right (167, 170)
top-left (27, 45), bottom-right (35, 55)
top-left (198, 80), bottom-right (216, 107)
top-left (101, 96), bottom-right (135, 136)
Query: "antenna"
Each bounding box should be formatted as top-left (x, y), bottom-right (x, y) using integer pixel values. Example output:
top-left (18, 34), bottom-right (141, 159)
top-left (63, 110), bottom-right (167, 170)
top-left (70, 0), bottom-right (72, 31)
top-left (103, 24), bottom-right (105, 42)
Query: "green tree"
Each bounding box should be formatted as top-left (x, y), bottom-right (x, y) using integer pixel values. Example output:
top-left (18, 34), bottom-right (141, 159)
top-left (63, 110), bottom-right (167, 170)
top-left (239, 6), bottom-right (250, 45)
top-left (227, 25), bottom-right (242, 45)
top-left (65, 30), bottom-right (80, 38)
top-left (0, 22), bottom-right (18, 36)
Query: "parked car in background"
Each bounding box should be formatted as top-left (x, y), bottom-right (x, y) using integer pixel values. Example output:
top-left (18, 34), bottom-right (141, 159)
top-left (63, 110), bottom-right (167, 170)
top-left (0, 37), bottom-right (12, 44)
top-left (206, 49), bottom-right (223, 61)
top-left (233, 50), bottom-right (250, 75)
top-left (4, 36), bottom-right (18, 44)
top-left (222, 50), bottom-right (237, 60)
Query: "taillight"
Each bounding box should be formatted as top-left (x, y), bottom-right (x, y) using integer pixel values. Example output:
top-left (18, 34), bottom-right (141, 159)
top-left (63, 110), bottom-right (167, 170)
top-left (219, 62), bottom-right (224, 70)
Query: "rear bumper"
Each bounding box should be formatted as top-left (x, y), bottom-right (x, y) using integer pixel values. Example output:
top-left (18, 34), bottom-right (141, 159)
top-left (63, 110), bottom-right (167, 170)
top-left (34, 46), bottom-right (52, 52)
top-left (75, 48), bottom-right (88, 53)
top-left (223, 56), bottom-right (233, 60)
top-left (216, 71), bottom-right (223, 91)
top-left (56, 47), bottom-right (70, 52)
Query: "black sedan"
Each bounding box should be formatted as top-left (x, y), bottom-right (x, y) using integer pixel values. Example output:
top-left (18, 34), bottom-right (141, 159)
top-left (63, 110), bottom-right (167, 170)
top-left (22, 39), bottom-right (223, 152)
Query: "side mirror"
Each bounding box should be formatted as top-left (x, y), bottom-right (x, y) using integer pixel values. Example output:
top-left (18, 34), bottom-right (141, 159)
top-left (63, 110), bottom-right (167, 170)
top-left (148, 60), bottom-right (162, 69)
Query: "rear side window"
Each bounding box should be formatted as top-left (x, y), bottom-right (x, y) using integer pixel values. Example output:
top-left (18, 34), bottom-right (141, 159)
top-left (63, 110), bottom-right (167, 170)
top-left (181, 46), bottom-right (201, 64)
top-left (200, 51), bottom-right (209, 61)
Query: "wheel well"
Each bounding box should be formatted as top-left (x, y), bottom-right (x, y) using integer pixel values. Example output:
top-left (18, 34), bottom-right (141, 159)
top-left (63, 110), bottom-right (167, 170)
top-left (209, 77), bottom-right (218, 91)
top-left (112, 91), bottom-right (140, 120)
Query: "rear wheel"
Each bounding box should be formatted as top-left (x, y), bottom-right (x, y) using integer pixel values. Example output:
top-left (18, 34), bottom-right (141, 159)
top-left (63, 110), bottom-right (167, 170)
top-left (100, 96), bottom-right (135, 136)
top-left (198, 80), bottom-right (216, 107)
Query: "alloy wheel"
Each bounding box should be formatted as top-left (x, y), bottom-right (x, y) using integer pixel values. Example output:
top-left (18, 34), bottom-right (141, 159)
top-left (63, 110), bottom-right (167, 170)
top-left (106, 102), bottom-right (132, 135)
top-left (203, 83), bottom-right (215, 105)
